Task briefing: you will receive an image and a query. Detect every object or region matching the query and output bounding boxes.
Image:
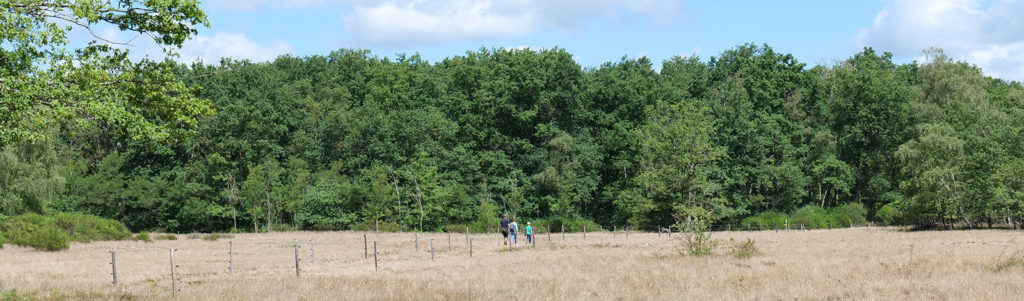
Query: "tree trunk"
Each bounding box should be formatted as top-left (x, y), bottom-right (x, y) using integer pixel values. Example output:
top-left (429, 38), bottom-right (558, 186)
top-left (409, 168), bottom-right (424, 231)
top-left (265, 186), bottom-right (272, 233)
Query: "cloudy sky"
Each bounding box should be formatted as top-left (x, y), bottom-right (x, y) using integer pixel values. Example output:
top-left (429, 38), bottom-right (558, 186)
top-left (92, 0), bottom-right (1024, 82)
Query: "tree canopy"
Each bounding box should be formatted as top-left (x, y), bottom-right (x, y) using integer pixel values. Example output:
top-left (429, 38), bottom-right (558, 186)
top-left (2, 31), bottom-right (1023, 232)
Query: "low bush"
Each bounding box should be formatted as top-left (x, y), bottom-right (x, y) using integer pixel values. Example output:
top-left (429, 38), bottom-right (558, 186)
top-left (154, 234), bottom-right (178, 240)
top-left (791, 206), bottom-right (829, 229)
top-left (0, 217), bottom-right (70, 251)
top-left (828, 203), bottom-right (868, 227)
top-left (876, 202), bottom-right (902, 226)
top-left (351, 220), bottom-right (402, 232)
top-left (742, 211), bottom-right (788, 230)
top-left (135, 231), bottom-right (152, 242)
top-left (732, 237), bottom-right (759, 259)
top-left (50, 212), bottom-right (131, 242)
top-left (530, 218), bottom-right (601, 234)
top-left (202, 233), bottom-right (234, 241)
top-left (0, 235), bottom-right (5, 248)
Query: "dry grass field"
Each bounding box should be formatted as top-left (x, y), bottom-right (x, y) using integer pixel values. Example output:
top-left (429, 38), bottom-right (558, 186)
top-left (2, 227), bottom-right (1024, 300)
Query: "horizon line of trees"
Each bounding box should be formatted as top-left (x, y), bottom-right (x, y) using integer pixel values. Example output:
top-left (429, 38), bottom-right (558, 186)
top-left (3, 44), bottom-right (1023, 232)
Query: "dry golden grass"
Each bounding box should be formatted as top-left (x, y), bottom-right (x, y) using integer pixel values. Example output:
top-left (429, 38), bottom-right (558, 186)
top-left (2, 227), bottom-right (1024, 300)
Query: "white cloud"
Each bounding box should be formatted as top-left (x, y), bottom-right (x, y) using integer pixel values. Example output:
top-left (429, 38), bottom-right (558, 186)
top-left (177, 33), bottom-right (294, 63)
top-left (859, 0), bottom-right (1024, 81)
top-left (343, 0), bottom-right (683, 47)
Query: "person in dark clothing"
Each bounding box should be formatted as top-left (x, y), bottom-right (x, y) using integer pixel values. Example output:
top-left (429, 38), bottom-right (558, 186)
top-left (500, 213), bottom-right (510, 245)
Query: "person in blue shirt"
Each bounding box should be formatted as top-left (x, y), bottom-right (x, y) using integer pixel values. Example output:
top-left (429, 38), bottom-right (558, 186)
top-left (509, 219), bottom-right (519, 244)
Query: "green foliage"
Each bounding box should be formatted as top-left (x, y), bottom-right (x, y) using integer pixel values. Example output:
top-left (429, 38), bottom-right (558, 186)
top-left (876, 202), bottom-right (902, 226)
top-left (202, 233), bottom-right (231, 241)
top-left (676, 206), bottom-right (717, 256)
top-left (135, 231), bottom-right (152, 243)
top-left (351, 220), bottom-right (402, 232)
top-left (829, 203), bottom-right (868, 227)
top-left (0, 42), bottom-right (1021, 232)
top-left (0, 216), bottom-right (70, 251)
top-left (791, 206), bottom-right (829, 229)
top-left (0, 0), bottom-right (213, 145)
top-left (0, 213), bottom-right (129, 251)
top-left (49, 212), bottom-right (130, 242)
top-left (529, 218), bottom-right (602, 233)
top-left (742, 211), bottom-right (788, 230)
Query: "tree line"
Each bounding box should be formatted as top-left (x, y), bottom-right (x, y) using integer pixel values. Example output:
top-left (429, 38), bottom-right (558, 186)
top-left (3, 44), bottom-right (1023, 232)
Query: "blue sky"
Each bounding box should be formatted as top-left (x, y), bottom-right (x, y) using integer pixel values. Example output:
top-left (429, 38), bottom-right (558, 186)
top-left (93, 0), bottom-right (1024, 81)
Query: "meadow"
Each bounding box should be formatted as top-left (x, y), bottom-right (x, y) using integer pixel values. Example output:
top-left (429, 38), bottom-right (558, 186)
top-left (1, 228), bottom-right (1023, 300)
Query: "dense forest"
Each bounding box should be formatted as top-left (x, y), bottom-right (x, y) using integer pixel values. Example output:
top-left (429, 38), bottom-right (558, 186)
top-left (3, 43), bottom-right (1024, 233)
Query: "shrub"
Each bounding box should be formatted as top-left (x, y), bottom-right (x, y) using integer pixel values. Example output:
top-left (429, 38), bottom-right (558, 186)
top-left (742, 211), bottom-right (788, 230)
top-left (829, 203), bottom-right (868, 227)
top-left (0, 213), bottom-right (130, 251)
top-left (531, 218), bottom-right (601, 234)
top-left (791, 206), bottom-right (829, 229)
top-left (876, 202), bottom-right (902, 226)
top-left (0, 235), bottom-right (5, 248)
top-left (676, 206), bottom-right (718, 256)
top-left (0, 218), bottom-right (70, 251)
top-left (49, 212), bottom-right (131, 241)
top-left (154, 234), bottom-right (178, 240)
top-left (202, 233), bottom-right (233, 241)
top-left (732, 238), bottom-right (759, 259)
top-left (351, 220), bottom-right (402, 232)
top-left (135, 231), bottom-right (152, 242)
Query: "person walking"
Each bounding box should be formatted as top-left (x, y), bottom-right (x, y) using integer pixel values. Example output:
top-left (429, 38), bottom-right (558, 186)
top-left (525, 222), bottom-right (533, 243)
top-left (500, 214), bottom-right (510, 245)
top-left (509, 219), bottom-right (519, 245)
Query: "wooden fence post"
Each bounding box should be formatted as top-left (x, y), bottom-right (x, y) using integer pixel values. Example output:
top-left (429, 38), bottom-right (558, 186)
top-left (228, 241), bottom-right (233, 274)
top-left (561, 224), bottom-right (565, 240)
top-left (583, 225), bottom-right (586, 240)
top-left (110, 248), bottom-right (118, 286)
top-left (364, 233), bottom-right (368, 259)
top-left (430, 238), bottom-right (435, 262)
top-left (415, 233), bottom-right (419, 252)
top-left (170, 248), bottom-right (178, 297)
top-left (448, 232), bottom-right (451, 251)
top-left (613, 225), bottom-right (617, 238)
top-left (294, 244), bottom-right (301, 278)
top-left (547, 226), bottom-right (551, 242)
top-left (465, 226), bottom-right (469, 245)
top-left (373, 241), bottom-right (378, 271)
